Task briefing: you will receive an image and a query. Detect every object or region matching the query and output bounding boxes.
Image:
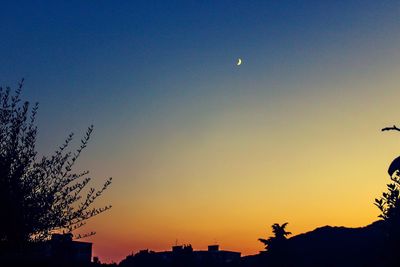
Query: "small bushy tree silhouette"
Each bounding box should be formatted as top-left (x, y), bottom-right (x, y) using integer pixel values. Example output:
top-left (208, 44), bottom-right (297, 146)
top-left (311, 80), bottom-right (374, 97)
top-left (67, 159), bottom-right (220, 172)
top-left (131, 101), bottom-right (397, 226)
top-left (258, 222), bottom-right (291, 252)
top-left (0, 80), bottom-right (112, 247)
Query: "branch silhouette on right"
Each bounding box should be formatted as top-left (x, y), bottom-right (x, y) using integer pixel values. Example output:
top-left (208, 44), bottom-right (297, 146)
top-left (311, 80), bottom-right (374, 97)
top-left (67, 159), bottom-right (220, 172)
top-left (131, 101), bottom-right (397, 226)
top-left (382, 125), bottom-right (400, 132)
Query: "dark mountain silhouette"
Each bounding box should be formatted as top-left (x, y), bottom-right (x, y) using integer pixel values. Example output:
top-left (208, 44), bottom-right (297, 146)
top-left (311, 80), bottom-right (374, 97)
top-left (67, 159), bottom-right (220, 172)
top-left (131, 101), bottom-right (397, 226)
top-left (285, 220), bottom-right (385, 267)
top-left (242, 220), bottom-right (387, 267)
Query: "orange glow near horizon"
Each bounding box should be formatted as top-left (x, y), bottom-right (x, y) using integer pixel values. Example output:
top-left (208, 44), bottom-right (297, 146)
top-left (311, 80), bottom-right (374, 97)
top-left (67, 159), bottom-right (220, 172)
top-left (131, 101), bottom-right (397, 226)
top-left (74, 64), bottom-right (400, 263)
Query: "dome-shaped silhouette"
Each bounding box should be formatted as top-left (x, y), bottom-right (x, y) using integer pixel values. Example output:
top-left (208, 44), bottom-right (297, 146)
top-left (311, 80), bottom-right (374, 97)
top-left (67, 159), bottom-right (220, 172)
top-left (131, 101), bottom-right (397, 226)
top-left (388, 156), bottom-right (400, 177)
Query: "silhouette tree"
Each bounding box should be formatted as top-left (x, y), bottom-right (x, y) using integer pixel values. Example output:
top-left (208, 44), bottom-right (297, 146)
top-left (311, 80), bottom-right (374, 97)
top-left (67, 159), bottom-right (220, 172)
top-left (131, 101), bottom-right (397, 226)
top-left (0, 80), bottom-right (112, 247)
top-left (377, 125), bottom-right (400, 224)
top-left (258, 223), bottom-right (291, 252)
top-left (376, 124), bottom-right (400, 266)
top-left (374, 173), bottom-right (400, 223)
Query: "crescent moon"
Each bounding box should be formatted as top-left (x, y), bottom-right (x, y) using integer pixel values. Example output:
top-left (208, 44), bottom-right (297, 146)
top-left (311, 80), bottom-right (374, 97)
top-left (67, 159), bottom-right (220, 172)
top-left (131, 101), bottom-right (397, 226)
top-left (237, 58), bottom-right (242, 66)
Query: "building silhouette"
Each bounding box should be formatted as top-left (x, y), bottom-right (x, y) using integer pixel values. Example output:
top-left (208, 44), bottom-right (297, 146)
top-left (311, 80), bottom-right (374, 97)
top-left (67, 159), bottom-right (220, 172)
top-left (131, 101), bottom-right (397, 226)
top-left (119, 244), bottom-right (241, 267)
top-left (0, 233), bottom-right (92, 266)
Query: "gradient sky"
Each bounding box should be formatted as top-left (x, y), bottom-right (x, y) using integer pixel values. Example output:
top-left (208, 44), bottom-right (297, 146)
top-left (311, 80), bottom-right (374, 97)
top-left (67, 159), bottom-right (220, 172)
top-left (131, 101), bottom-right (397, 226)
top-left (1, 0), bottom-right (400, 263)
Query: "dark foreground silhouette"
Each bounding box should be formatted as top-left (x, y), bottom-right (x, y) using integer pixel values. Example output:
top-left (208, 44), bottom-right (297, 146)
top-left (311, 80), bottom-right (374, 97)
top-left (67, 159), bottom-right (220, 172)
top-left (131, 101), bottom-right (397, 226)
top-left (116, 220), bottom-right (394, 267)
top-left (0, 220), bottom-right (394, 267)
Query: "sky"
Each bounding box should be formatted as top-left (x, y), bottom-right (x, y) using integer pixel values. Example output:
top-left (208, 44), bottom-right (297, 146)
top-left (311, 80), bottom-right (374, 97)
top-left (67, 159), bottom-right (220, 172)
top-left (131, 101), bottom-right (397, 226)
top-left (1, 0), bottom-right (400, 263)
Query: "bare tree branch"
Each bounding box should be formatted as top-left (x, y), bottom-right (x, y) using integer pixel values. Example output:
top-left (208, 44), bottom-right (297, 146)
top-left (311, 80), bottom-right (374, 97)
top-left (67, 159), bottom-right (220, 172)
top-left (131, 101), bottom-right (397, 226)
top-left (381, 125), bottom-right (400, 132)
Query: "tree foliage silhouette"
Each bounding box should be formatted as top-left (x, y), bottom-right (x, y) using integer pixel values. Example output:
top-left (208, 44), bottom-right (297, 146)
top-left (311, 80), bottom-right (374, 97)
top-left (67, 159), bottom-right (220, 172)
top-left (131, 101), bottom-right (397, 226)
top-left (374, 174), bottom-right (400, 223)
top-left (0, 80), bottom-right (112, 247)
top-left (377, 125), bottom-right (400, 225)
top-left (258, 222), bottom-right (291, 252)
top-left (376, 124), bottom-right (400, 266)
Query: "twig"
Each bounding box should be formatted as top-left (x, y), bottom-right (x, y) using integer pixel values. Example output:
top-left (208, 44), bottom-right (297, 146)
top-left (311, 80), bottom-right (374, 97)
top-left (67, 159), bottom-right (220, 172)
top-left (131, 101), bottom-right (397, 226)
top-left (382, 125), bottom-right (400, 132)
